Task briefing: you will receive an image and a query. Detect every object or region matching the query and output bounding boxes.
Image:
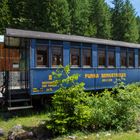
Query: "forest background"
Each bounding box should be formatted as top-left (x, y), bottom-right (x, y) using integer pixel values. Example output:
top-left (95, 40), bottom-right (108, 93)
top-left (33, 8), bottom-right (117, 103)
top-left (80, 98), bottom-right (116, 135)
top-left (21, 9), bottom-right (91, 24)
top-left (0, 0), bottom-right (140, 43)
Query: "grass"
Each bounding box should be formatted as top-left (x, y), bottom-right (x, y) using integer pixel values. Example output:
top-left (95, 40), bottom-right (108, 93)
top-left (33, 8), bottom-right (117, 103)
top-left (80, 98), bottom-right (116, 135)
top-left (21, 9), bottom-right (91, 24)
top-left (0, 110), bottom-right (140, 140)
top-left (0, 110), bottom-right (48, 139)
top-left (54, 131), bottom-right (140, 140)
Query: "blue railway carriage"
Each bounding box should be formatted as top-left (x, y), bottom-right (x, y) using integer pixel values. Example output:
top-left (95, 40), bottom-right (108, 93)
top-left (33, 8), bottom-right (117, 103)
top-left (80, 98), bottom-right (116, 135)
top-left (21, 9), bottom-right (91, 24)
top-left (2, 28), bottom-right (140, 110)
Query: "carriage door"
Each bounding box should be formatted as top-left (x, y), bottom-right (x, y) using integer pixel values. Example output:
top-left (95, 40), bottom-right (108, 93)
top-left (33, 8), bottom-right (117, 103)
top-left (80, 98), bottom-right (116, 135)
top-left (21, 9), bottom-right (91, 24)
top-left (5, 37), bottom-right (30, 94)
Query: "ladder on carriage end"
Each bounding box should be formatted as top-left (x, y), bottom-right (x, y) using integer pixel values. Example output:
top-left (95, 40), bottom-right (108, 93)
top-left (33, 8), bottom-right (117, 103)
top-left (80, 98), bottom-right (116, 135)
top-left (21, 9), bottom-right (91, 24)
top-left (7, 89), bottom-right (33, 111)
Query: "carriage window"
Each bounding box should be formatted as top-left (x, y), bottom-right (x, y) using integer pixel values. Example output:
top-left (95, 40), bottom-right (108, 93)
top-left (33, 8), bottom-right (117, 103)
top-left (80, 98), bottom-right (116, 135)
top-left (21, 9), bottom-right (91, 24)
top-left (108, 47), bottom-right (115, 67)
top-left (120, 48), bottom-right (127, 67)
top-left (36, 47), bottom-right (48, 67)
top-left (51, 47), bottom-right (63, 66)
top-left (98, 46), bottom-right (106, 67)
top-left (128, 49), bottom-right (134, 67)
top-left (82, 48), bottom-right (91, 67)
top-left (71, 48), bottom-right (80, 67)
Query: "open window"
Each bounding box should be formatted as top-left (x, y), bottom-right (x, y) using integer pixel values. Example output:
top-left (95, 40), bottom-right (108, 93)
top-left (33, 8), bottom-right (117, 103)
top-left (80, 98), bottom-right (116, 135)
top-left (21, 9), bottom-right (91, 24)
top-left (36, 46), bottom-right (48, 67)
top-left (82, 48), bottom-right (92, 67)
top-left (120, 48), bottom-right (127, 67)
top-left (70, 48), bottom-right (80, 67)
top-left (51, 46), bottom-right (63, 67)
top-left (108, 47), bottom-right (115, 67)
top-left (98, 46), bottom-right (106, 67)
top-left (128, 49), bottom-right (134, 67)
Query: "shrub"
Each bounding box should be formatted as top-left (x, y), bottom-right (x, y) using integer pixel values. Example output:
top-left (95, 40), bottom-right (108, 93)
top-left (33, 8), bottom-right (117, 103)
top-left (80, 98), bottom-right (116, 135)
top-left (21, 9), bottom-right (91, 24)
top-left (88, 82), bottom-right (140, 131)
top-left (46, 66), bottom-right (140, 135)
top-left (46, 65), bottom-right (91, 135)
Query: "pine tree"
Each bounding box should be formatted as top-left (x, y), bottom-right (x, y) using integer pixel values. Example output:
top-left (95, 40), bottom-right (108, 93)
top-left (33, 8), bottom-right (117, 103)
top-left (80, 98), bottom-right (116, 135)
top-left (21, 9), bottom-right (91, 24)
top-left (89, 0), bottom-right (111, 39)
top-left (121, 0), bottom-right (139, 43)
top-left (24, 0), bottom-right (45, 31)
top-left (136, 16), bottom-right (140, 43)
top-left (111, 0), bottom-right (124, 40)
top-left (67, 0), bottom-right (90, 36)
top-left (9, 0), bottom-right (28, 29)
top-left (0, 0), bottom-right (11, 34)
top-left (43, 0), bottom-right (70, 34)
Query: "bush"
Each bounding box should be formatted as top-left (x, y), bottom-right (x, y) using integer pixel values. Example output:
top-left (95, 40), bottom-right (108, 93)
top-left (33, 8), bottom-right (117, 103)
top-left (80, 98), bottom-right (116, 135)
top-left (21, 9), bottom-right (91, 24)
top-left (46, 65), bottom-right (91, 135)
top-left (46, 66), bottom-right (140, 135)
top-left (88, 82), bottom-right (140, 131)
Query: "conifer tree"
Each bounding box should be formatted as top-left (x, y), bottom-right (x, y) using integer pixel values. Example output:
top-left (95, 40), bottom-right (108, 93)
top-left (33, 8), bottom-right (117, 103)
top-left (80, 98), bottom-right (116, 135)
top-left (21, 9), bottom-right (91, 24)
top-left (8, 0), bottom-right (28, 29)
top-left (111, 0), bottom-right (124, 40)
top-left (121, 0), bottom-right (139, 43)
top-left (67, 0), bottom-right (90, 36)
top-left (0, 0), bottom-right (11, 34)
top-left (89, 0), bottom-right (111, 39)
top-left (136, 16), bottom-right (140, 43)
top-left (25, 0), bottom-right (45, 31)
top-left (43, 0), bottom-right (70, 34)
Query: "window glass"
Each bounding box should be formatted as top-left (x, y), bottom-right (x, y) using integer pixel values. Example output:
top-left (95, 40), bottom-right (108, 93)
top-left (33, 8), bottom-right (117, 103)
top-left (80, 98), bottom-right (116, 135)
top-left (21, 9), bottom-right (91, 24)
top-left (82, 48), bottom-right (91, 67)
top-left (108, 47), bottom-right (115, 67)
top-left (36, 46), bottom-right (48, 67)
top-left (98, 46), bottom-right (106, 67)
top-left (71, 48), bottom-right (80, 67)
top-left (128, 49), bottom-right (134, 67)
top-left (52, 46), bottom-right (63, 66)
top-left (120, 48), bottom-right (127, 67)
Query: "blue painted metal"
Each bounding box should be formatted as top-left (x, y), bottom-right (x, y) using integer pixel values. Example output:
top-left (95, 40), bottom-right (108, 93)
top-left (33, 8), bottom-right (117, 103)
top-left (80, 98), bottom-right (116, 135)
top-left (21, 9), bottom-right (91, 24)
top-left (30, 39), bottom-right (36, 94)
top-left (28, 38), bottom-right (140, 95)
top-left (135, 48), bottom-right (138, 67)
top-left (116, 47), bottom-right (120, 68)
top-left (63, 42), bottom-right (70, 66)
top-left (92, 44), bottom-right (97, 68)
top-left (30, 39), bottom-right (36, 68)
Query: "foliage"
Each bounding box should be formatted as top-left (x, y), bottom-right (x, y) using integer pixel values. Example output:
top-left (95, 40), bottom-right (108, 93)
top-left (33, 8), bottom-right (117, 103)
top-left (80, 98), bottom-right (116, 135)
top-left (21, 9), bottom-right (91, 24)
top-left (87, 83), bottom-right (140, 131)
top-left (111, 0), bottom-right (124, 40)
top-left (42, 0), bottom-right (70, 34)
top-left (111, 0), bottom-right (139, 42)
top-left (46, 65), bottom-right (90, 134)
top-left (67, 0), bottom-right (90, 36)
top-left (136, 16), bottom-right (140, 43)
top-left (0, 0), bottom-right (11, 34)
top-left (0, 0), bottom-right (140, 43)
top-left (89, 0), bottom-right (112, 39)
top-left (46, 66), bottom-right (140, 135)
top-left (121, 0), bottom-right (139, 43)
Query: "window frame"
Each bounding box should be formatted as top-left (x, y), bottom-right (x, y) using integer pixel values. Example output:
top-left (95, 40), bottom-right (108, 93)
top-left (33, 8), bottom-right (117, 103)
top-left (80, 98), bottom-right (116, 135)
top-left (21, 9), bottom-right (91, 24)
top-left (128, 48), bottom-right (135, 68)
top-left (51, 46), bottom-right (63, 67)
top-left (82, 47), bottom-right (92, 68)
top-left (98, 45), bottom-right (106, 68)
top-left (36, 45), bottom-right (49, 68)
top-left (120, 48), bottom-right (127, 68)
top-left (70, 47), bottom-right (81, 67)
top-left (108, 46), bottom-right (116, 68)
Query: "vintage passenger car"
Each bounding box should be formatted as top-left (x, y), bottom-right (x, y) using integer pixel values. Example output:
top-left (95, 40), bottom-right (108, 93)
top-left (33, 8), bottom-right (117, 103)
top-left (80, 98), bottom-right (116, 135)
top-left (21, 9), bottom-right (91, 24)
top-left (1, 28), bottom-right (140, 110)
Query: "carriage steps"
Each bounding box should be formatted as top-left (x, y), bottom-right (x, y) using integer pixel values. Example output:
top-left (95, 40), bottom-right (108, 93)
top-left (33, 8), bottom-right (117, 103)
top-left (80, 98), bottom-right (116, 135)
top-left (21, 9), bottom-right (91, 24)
top-left (7, 90), bottom-right (33, 111)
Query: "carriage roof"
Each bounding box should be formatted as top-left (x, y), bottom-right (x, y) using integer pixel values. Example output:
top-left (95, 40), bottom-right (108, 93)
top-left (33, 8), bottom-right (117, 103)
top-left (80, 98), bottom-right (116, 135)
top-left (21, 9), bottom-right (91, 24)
top-left (5, 28), bottom-right (140, 48)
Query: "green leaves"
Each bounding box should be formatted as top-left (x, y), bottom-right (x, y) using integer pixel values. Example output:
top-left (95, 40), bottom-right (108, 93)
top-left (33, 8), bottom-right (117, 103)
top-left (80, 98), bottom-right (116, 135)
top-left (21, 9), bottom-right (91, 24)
top-left (112, 0), bottom-right (139, 42)
top-left (46, 66), bottom-right (140, 135)
top-left (0, 0), bottom-right (11, 34)
top-left (46, 65), bottom-right (89, 134)
top-left (89, 0), bottom-right (111, 39)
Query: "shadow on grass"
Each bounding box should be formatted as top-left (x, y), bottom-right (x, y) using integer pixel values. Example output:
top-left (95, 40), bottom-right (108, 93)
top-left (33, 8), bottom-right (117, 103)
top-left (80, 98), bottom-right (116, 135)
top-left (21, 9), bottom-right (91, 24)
top-left (0, 104), bottom-right (53, 121)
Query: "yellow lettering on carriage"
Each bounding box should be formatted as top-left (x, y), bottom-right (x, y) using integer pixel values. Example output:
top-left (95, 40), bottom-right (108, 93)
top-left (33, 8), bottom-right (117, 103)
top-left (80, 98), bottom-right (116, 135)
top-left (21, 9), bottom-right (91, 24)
top-left (49, 75), bottom-right (52, 80)
top-left (85, 73), bottom-right (126, 79)
top-left (85, 74), bottom-right (99, 79)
